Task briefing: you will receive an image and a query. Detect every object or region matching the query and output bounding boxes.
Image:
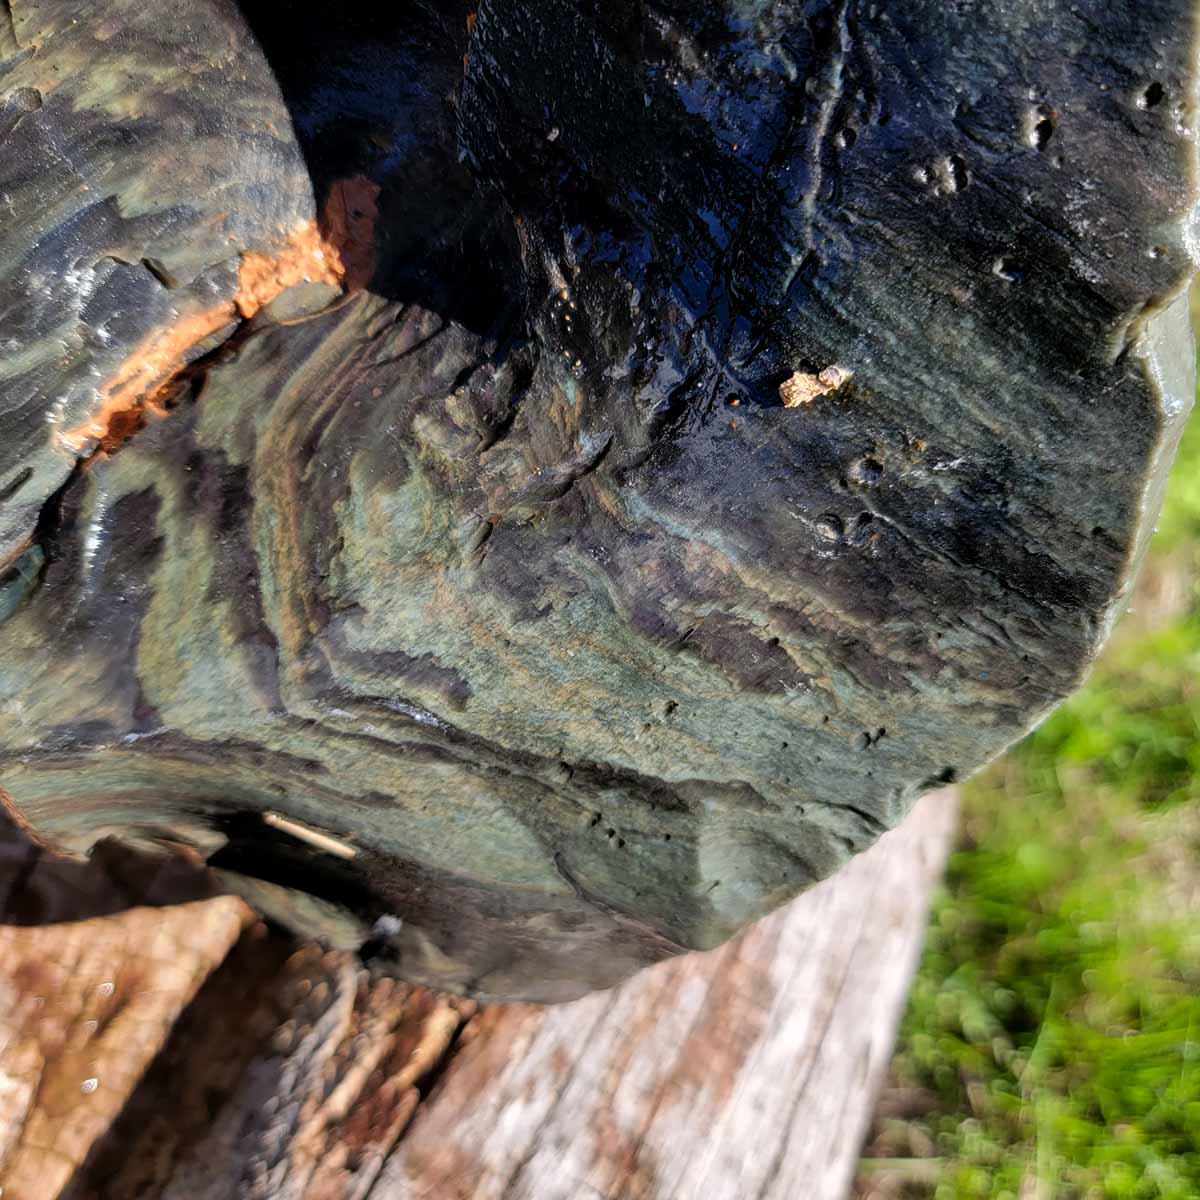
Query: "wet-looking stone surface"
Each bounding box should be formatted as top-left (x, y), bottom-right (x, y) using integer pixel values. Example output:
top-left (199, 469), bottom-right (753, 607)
top-left (0, 1), bottom-right (1197, 1000)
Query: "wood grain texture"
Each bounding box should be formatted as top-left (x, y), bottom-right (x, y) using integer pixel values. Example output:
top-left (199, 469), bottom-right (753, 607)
top-left (68, 948), bottom-right (475, 1200)
top-left (375, 788), bottom-right (958, 1200)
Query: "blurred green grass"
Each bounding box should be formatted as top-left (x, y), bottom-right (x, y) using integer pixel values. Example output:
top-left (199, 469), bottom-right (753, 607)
top-left (859, 408), bottom-right (1200, 1197)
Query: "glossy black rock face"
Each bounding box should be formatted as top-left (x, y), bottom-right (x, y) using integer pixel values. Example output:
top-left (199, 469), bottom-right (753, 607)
top-left (0, 1), bottom-right (1195, 1001)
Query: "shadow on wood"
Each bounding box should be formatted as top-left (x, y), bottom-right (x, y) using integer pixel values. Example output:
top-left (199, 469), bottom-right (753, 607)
top-left (1, 790), bottom-right (956, 1200)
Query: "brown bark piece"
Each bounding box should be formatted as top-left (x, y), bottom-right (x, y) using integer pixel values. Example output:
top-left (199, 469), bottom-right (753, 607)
top-left (0, 898), bottom-right (253, 1200)
top-left (66, 943), bottom-right (474, 1200)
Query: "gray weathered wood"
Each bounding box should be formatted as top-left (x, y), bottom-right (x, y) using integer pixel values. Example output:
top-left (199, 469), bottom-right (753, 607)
top-left (372, 788), bottom-right (958, 1200)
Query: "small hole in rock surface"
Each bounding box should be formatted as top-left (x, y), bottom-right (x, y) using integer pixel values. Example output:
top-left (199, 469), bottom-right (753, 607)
top-left (1141, 81), bottom-right (1165, 109)
top-left (993, 257), bottom-right (1022, 283)
top-left (617, 838), bottom-right (626, 849)
top-left (1031, 108), bottom-right (1055, 150)
top-left (815, 513), bottom-right (844, 541)
top-left (849, 456), bottom-right (883, 486)
top-left (607, 828), bottom-right (615, 838)
top-left (839, 126), bottom-right (857, 149)
top-left (664, 833), bottom-right (672, 841)
top-left (948, 154), bottom-right (968, 191)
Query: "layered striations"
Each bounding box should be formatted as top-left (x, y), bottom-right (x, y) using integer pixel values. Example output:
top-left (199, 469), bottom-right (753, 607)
top-left (0, 0), bottom-right (1197, 1000)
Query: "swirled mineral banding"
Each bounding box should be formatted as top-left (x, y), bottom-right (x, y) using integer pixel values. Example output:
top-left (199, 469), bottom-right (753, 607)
top-left (0, 0), bottom-right (1196, 1000)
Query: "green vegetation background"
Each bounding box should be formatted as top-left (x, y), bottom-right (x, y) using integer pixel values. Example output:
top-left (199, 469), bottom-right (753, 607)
top-left (858, 404), bottom-right (1200, 1197)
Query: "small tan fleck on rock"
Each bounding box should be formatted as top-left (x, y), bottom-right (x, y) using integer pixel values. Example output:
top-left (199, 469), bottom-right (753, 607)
top-left (779, 364), bottom-right (853, 408)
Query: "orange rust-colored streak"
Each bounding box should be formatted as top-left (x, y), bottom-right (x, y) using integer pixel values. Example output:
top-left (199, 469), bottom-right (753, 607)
top-left (58, 215), bottom-right (361, 456)
top-left (0, 783), bottom-right (55, 852)
top-left (59, 305), bottom-right (234, 454)
top-left (0, 535), bottom-right (33, 577)
top-left (318, 175), bottom-right (381, 293)
top-left (234, 217), bottom-right (345, 320)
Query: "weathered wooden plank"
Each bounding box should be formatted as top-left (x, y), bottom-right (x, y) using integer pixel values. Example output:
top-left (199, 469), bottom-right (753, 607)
top-left (371, 789), bottom-right (958, 1200)
top-left (1, 789), bottom-right (953, 1200)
